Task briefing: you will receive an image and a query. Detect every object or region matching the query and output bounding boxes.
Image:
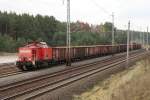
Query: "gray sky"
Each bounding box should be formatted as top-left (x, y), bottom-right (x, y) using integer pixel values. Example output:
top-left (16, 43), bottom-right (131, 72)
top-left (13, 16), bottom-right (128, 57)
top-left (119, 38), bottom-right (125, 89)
top-left (0, 0), bottom-right (149, 30)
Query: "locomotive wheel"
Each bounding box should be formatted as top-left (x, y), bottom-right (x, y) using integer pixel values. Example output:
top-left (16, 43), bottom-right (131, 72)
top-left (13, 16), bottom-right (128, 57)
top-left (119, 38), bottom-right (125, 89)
top-left (17, 65), bottom-right (27, 71)
top-left (35, 62), bottom-right (41, 69)
top-left (33, 65), bottom-right (38, 70)
top-left (22, 65), bottom-right (28, 71)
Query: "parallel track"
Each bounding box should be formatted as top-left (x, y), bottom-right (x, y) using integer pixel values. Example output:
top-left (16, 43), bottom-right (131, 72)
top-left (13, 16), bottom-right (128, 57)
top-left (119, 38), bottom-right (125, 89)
top-left (25, 51), bottom-right (149, 100)
top-left (0, 50), bottom-right (147, 100)
top-left (0, 63), bottom-right (14, 67)
top-left (0, 63), bottom-right (21, 78)
top-left (0, 49), bottom-right (143, 87)
top-left (0, 50), bottom-right (143, 78)
top-left (0, 71), bottom-right (23, 78)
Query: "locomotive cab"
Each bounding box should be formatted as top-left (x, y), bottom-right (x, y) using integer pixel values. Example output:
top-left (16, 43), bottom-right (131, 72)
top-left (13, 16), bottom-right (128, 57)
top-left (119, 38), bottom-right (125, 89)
top-left (16, 42), bottom-right (52, 71)
top-left (16, 46), bottom-right (38, 70)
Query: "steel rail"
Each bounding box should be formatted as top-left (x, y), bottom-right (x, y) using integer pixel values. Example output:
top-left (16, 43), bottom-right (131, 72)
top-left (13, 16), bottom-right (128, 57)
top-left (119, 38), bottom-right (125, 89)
top-left (0, 49), bottom-right (142, 90)
top-left (24, 51), bottom-right (149, 100)
top-left (0, 50), bottom-right (147, 97)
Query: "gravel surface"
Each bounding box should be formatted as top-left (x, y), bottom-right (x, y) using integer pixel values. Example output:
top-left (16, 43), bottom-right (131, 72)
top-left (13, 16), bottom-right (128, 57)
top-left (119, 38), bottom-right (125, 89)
top-left (0, 50), bottom-right (145, 100)
top-left (32, 52), bottom-right (148, 100)
top-left (0, 55), bottom-right (112, 87)
top-left (0, 50), bottom-right (142, 90)
top-left (0, 50), bottom-right (141, 88)
top-left (0, 55), bottom-right (17, 64)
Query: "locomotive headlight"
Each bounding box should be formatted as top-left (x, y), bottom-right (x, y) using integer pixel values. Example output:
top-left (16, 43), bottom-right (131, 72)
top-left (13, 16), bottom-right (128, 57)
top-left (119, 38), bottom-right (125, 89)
top-left (28, 58), bottom-right (32, 61)
top-left (19, 57), bottom-right (22, 61)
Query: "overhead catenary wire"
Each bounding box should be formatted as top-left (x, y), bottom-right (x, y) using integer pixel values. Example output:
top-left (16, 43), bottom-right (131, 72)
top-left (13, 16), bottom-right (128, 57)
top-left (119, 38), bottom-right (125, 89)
top-left (89, 0), bottom-right (115, 47)
top-left (89, 0), bottom-right (110, 15)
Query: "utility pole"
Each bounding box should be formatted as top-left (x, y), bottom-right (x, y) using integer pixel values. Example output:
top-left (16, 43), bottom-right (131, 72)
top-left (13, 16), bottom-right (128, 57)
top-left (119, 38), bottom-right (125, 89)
top-left (140, 27), bottom-right (143, 47)
top-left (143, 31), bottom-right (145, 47)
top-left (112, 12), bottom-right (115, 46)
top-left (147, 26), bottom-right (149, 50)
top-left (112, 12), bottom-right (115, 54)
top-left (131, 29), bottom-right (133, 50)
top-left (126, 21), bottom-right (130, 67)
top-left (66, 0), bottom-right (71, 66)
top-left (141, 33), bottom-right (142, 46)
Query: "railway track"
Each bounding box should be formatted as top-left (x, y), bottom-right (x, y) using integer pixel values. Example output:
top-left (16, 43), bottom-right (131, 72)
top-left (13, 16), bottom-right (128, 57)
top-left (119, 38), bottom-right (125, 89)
top-left (0, 63), bottom-right (21, 78)
top-left (0, 49), bottom-right (142, 78)
top-left (0, 71), bottom-right (23, 78)
top-left (0, 62), bottom-right (14, 66)
top-left (0, 50), bottom-right (148, 100)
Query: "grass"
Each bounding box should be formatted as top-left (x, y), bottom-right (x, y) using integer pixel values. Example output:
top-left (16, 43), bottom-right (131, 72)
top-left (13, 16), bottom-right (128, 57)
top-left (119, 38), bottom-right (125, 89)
top-left (73, 57), bottom-right (150, 100)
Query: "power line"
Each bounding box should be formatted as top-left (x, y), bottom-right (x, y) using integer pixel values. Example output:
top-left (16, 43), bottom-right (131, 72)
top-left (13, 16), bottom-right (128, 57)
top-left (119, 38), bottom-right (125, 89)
top-left (89, 0), bottom-right (110, 15)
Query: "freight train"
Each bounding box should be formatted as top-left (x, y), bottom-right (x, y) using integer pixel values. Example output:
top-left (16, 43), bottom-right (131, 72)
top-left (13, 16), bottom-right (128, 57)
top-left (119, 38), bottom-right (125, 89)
top-left (16, 42), bottom-right (141, 71)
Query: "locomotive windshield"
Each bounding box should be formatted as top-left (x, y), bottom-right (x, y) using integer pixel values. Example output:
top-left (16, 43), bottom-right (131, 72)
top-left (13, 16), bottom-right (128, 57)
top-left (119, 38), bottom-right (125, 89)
top-left (18, 48), bottom-right (32, 61)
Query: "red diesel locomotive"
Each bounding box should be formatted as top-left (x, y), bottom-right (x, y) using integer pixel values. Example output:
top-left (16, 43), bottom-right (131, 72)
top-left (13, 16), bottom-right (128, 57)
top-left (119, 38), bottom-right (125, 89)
top-left (16, 42), bottom-right (141, 70)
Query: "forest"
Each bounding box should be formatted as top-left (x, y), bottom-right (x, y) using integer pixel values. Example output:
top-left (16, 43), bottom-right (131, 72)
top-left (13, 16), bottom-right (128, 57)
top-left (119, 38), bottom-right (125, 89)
top-left (0, 11), bottom-right (145, 52)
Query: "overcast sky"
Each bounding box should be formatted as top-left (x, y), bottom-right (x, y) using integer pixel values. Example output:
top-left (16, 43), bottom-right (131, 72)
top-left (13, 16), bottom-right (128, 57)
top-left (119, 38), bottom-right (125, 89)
top-left (0, 0), bottom-right (149, 30)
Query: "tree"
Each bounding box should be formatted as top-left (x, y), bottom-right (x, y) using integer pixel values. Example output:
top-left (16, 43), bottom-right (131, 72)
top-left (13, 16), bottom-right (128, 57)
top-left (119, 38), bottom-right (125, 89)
top-left (103, 22), bottom-right (112, 32)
